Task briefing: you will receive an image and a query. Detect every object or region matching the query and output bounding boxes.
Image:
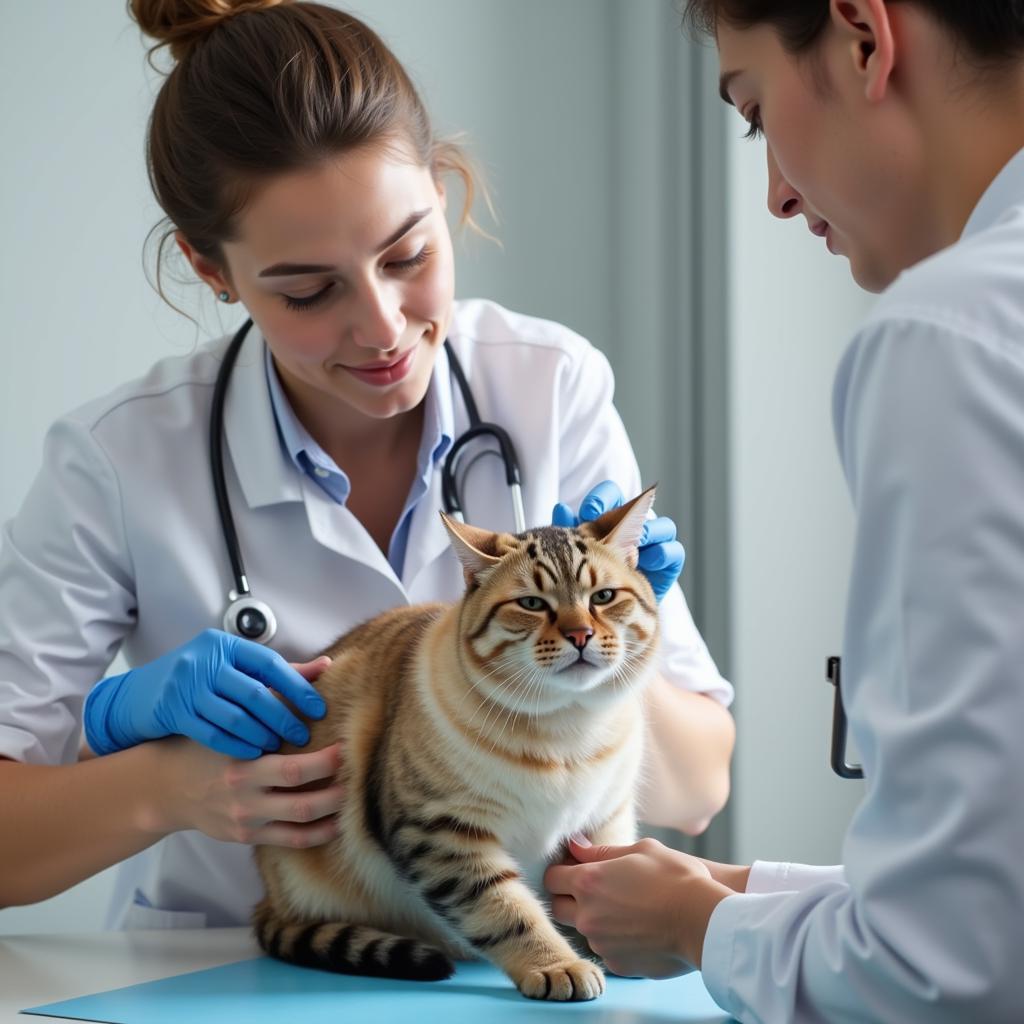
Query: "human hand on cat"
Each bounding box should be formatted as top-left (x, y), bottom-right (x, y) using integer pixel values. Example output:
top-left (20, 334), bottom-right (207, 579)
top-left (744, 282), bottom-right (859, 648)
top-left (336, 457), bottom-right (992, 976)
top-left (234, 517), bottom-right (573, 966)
top-left (544, 836), bottom-right (732, 977)
top-left (551, 481), bottom-right (685, 601)
top-left (151, 736), bottom-right (344, 848)
top-left (84, 629), bottom-right (329, 759)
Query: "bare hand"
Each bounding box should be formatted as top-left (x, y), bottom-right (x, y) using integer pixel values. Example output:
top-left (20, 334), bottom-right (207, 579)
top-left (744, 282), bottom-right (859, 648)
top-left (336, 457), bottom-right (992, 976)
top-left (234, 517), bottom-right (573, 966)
top-left (155, 737), bottom-right (343, 847)
top-left (700, 858), bottom-right (752, 893)
top-left (544, 837), bottom-right (732, 977)
top-left (149, 655), bottom-right (343, 848)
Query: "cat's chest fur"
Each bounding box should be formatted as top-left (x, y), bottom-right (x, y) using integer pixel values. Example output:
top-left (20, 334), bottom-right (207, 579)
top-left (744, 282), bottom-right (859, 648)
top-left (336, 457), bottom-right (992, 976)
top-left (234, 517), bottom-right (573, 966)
top-left (461, 713), bottom-right (645, 879)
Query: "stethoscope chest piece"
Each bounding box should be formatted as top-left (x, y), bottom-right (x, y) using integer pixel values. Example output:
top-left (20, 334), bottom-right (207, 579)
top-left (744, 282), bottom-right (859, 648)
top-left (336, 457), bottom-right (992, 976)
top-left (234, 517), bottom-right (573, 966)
top-left (223, 589), bottom-right (278, 644)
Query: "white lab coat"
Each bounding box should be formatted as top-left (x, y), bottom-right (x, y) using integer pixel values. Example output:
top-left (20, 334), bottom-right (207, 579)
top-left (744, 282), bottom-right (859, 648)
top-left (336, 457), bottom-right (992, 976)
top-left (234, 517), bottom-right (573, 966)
top-left (0, 298), bottom-right (731, 929)
top-left (701, 152), bottom-right (1024, 1022)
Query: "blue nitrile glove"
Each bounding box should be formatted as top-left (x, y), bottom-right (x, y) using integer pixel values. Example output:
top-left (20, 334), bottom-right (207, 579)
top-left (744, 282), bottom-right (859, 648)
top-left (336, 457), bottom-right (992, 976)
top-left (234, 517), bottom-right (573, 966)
top-left (84, 629), bottom-right (328, 760)
top-left (552, 480), bottom-right (686, 602)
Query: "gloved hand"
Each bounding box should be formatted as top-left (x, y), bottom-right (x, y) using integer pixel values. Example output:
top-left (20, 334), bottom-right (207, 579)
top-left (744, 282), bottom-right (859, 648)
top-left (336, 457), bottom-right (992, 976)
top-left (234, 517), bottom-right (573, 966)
top-left (552, 480), bottom-right (685, 602)
top-left (84, 629), bottom-right (328, 760)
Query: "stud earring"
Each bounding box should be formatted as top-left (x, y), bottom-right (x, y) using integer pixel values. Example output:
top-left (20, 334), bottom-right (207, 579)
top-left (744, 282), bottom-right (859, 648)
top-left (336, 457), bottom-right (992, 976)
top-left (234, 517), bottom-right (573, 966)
top-left (218, 290), bottom-right (231, 302)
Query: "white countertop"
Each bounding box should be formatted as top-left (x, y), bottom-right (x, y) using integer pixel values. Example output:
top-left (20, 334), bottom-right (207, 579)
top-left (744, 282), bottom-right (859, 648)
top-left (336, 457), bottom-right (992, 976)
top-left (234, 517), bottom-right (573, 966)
top-left (0, 927), bottom-right (258, 1023)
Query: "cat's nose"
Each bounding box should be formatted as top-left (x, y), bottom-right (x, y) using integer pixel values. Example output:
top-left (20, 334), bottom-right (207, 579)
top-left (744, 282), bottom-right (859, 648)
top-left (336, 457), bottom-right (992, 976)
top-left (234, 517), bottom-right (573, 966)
top-left (562, 627), bottom-right (594, 650)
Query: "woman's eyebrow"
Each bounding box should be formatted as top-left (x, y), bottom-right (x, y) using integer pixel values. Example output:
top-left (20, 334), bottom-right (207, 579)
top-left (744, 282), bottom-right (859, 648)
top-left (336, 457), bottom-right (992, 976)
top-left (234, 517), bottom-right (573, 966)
top-left (257, 208), bottom-right (432, 277)
top-left (374, 208), bottom-right (431, 253)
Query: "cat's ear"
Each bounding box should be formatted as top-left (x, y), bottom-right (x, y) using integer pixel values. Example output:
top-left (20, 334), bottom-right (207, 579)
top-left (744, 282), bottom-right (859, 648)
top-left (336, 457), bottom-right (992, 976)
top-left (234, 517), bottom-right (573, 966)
top-left (579, 484), bottom-right (658, 568)
top-left (440, 512), bottom-right (504, 585)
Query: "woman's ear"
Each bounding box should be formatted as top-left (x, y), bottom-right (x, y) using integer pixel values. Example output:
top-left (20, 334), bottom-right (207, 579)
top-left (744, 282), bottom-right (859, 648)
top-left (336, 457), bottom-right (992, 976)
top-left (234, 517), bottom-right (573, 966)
top-left (830, 0), bottom-right (896, 104)
top-left (175, 231), bottom-right (233, 297)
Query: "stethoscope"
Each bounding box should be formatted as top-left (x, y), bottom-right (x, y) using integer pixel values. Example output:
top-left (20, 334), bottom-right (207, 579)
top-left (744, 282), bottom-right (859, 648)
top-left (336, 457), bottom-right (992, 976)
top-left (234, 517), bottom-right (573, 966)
top-left (210, 318), bottom-right (526, 644)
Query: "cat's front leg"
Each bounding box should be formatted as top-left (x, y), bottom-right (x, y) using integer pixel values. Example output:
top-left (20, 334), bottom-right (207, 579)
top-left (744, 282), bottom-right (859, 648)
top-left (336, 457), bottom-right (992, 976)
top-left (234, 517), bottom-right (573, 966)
top-left (397, 817), bottom-right (605, 1001)
top-left (587, 795), bottom-right (637, 847)
top-left (550, 797), bottom-right (639, 961)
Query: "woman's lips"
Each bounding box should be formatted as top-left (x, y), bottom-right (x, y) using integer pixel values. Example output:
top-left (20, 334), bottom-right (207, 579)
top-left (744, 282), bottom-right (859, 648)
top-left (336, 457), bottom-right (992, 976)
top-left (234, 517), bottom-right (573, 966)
top-left (344, 345), bottom-right (417, 387)
top-left (809, 218), bottom-right (843, 255)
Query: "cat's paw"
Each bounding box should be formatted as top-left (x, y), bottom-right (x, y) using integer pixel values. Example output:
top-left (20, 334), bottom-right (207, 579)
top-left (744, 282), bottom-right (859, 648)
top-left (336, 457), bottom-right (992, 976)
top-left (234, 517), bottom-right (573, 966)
top-left (517, 958), bottom-right (606, 1001)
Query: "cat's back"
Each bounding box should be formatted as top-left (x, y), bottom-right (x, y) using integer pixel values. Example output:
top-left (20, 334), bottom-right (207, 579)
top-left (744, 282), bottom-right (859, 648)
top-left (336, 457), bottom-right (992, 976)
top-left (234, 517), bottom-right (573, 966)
top-left (308, 602), bottom-right (449, 737)
top-left (321, 602), bottom-right (449, 662)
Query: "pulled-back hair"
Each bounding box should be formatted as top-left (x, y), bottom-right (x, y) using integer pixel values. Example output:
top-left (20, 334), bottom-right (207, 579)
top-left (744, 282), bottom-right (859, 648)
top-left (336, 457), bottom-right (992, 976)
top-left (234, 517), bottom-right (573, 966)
top-left (683, 1), bottom-right (1024, 62)
top-left (128, 0), bottom-right (484, 292)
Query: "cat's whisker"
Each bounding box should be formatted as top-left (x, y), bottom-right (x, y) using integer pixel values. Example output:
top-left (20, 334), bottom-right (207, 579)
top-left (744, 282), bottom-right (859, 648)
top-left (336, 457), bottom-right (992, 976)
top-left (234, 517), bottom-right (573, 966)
top-left (491, 668), bottom-right (541, 755)
top-left (530, 666), bottom-right (549, 721)
top-left (453, 649), bottom-right (526, 723)
top-left (461, 660), bottom-right (540, 755)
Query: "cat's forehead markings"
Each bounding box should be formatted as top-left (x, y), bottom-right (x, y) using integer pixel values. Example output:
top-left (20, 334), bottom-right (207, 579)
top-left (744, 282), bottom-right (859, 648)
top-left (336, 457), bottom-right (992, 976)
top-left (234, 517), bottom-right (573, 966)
top-left (532, 527), bottom-right (576, 570)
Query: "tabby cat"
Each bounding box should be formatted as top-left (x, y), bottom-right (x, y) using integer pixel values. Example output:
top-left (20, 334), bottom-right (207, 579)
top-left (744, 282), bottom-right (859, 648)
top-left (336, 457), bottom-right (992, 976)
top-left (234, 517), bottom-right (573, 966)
top-left (252, 486), bottom-right (662, 1002)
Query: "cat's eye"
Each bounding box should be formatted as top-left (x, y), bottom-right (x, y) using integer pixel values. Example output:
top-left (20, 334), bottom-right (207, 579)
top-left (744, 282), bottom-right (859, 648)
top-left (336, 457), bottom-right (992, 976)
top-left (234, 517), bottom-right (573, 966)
top-left (591, 589), bottom-right (616, 606)
top-left (517, 596), bottom-right (548, 612)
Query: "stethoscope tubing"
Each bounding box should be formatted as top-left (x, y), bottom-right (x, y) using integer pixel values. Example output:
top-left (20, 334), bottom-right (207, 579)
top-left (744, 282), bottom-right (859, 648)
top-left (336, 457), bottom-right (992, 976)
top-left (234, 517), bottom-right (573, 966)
top-left (209, 319), bottom-right (255, 600)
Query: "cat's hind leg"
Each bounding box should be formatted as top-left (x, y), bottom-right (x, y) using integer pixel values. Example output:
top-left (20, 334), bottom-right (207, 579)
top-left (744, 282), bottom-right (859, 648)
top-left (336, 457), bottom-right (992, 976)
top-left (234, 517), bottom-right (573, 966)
top-left (252, 899), bottom-right (454, 980)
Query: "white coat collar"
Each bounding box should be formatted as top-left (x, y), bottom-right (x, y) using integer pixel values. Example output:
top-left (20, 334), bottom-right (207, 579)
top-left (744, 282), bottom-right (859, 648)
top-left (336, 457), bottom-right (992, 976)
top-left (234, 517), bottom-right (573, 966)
top-left (963, 145), bottom-right (1024, 240)
top-left (222, 321), bottom-right (303, 510)
top-left (399, 340), bottom-right (460, 590)
top-left (219, 321), bottom-right (399, 585)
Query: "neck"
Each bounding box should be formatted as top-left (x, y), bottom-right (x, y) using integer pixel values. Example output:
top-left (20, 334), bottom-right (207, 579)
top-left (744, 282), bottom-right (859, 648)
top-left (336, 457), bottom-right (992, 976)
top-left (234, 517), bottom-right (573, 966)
top-left (918, 67), bottom-right (1024, 247)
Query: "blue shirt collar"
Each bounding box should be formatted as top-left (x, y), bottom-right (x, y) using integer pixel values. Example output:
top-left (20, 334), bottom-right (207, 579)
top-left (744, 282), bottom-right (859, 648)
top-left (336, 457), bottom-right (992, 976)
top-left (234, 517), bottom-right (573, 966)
top-left (263, 341), bottom-right (454, 502)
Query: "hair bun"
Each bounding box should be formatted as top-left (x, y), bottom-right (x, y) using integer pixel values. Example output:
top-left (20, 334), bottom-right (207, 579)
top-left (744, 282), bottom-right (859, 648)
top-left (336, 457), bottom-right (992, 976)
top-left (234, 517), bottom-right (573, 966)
top-left (128, 0), bottom-right (290, 63)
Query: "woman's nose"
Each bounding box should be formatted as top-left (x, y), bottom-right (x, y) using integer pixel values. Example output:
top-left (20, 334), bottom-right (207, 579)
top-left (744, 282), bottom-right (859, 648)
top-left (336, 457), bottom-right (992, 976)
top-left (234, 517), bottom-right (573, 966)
top-left (350, 281), bottom-right (406, 350)
top-left (766, 146), bottom-right (803, 220)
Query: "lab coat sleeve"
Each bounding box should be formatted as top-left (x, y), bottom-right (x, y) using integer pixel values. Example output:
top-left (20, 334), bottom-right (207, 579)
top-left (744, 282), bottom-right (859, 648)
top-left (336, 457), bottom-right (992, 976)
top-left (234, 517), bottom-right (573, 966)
top-left (553, 342), bottom-right (732, 706)
top-left (746, 862), bottom-right (846, 895)
top-left (0, 415), bottom-right (136, 765)
top-left (701, 320), bottom-right (1024, 1022)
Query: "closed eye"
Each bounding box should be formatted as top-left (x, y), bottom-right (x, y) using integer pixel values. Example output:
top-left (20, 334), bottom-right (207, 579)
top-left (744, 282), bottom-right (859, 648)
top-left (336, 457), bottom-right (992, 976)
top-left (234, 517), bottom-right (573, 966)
top-left (517, 596), bottom-right (549, 612)
top-left (281, 247), bottom-right (430, 312)
top-left (283, 284), bottom-right (334, 311)
top-left (388, 246), bottom-right (431, 272)
top-left (743, 105), bottom-right (764, 141)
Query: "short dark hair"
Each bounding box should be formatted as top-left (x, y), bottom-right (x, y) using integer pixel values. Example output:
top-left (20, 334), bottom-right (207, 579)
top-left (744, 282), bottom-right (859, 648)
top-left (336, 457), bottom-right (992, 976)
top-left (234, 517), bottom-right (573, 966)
top-left (683, 1), bottom-right (1024, 63)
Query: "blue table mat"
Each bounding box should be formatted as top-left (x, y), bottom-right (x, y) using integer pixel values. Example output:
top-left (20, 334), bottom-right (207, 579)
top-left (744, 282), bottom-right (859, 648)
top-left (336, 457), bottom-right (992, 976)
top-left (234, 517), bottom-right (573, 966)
top-left (24, 956), bottom-right (736, 1023)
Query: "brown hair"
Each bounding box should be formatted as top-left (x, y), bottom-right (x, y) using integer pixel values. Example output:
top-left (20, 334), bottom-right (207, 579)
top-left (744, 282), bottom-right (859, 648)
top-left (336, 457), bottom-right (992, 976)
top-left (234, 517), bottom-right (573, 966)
top-left (682, 1), bottom-right (1024, 62)
top-left (128, 0), bottom-right (487, 299)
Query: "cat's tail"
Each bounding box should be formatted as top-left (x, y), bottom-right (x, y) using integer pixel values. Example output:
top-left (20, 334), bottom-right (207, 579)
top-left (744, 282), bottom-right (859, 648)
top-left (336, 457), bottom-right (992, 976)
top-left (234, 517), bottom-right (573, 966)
top-left (253, 901), bottom-right (454, 981)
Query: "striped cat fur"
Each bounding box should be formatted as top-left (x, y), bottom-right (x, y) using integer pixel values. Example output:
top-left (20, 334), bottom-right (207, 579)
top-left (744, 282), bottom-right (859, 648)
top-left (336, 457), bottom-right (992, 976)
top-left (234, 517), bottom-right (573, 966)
top-left (253, 486), bottom-right (661, 1001)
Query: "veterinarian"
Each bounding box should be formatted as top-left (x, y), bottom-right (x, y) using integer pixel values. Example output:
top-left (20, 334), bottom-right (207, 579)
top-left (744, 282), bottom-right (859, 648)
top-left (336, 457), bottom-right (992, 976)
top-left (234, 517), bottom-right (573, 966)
top-left (0, 0), bottom-right (734, 929)
top-left (545, 2), bottom-right (1024, 1020)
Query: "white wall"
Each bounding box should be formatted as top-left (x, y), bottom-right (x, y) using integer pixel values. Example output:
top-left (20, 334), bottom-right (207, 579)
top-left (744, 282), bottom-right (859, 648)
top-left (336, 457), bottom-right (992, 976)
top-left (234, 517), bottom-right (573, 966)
top-left (726, 128), bottom-right (873, 865)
